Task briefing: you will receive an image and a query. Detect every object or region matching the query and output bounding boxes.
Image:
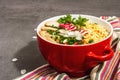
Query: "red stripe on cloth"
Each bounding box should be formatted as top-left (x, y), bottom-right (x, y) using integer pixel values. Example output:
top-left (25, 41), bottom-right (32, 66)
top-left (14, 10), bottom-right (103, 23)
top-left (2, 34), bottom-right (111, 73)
top-left (104, 52), bottom-right (120, 80)
top-left (100, 61), bottom-right (111, 80)
top-left (100, 42), bottom-right (118, 80)
top-left (110, 58), bottom-right (120, 80)
top-left (48, 72), bottom-right (58, 80)
top-left (21, 64), bottom-right (50, 80)
top-left (29, 68), bottom-right (55, 79)
top-left (116, 72), bottom-right (120, 80)
top-left (113, 26), bottom-right (120, 28)
top-left (41, 72), bottom-right (58, 80)
top-left (110, 20), bottom-right (120, 28)
top-left (41, 75), bottom-right (48, 80)
top-left (110, 21), bottom-right (120, 25)
top-left (101, 16), bottom-right (109, 20)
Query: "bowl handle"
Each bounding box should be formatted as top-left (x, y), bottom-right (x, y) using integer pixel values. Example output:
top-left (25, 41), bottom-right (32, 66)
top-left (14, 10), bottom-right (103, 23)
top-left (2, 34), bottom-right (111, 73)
top-left (86, 45), bottom-right (114, 61)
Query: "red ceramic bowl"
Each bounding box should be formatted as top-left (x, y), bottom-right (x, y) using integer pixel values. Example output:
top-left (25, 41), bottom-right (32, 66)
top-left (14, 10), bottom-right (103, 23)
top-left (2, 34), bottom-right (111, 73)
top-left (36, 14), bottom-right (114, 77)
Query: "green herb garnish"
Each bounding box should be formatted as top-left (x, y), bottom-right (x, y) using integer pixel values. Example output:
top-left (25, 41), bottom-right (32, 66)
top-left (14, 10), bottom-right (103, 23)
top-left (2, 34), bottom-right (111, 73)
top-left (59, 36), bottom-right (79, 45)
top-left (57, 14), bottom-right (88, 29)
top-left (88, 39), bottom-right (94, 43)
top-left (74, 16), bottom-right (88, 27)
top-left (78, 40), bottom-right (84, 44)
top-left (47, 30), bottom-right (60, 35)
top-left (59, 36), bottom-right (65, 44)
top-left (67, 37), bottom-right (77, 45)
top-left (54, 36), bottom-right (59, 41)
top-left (51, 25), bottom-right (62, 29)
top-left (51, 25), bottom-right (58, 28)
top-left (57, 14), bottom-right (75, 24)
top-left (94, 23), bottom-right (98, 25)
top-left (47, 30), bottom-right (54, 35)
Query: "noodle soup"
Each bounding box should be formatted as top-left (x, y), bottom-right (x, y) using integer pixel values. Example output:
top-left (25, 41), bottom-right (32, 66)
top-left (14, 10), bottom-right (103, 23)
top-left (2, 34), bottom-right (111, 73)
top-left (39, 14), bottom-right (109, 45)
top-left (36, 14), bottom-right (113, 77)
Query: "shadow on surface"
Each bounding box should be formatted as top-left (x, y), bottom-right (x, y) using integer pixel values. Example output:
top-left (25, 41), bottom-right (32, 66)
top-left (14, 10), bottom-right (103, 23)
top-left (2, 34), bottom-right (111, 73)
top-left (13, 40), bottom-right (47, 72)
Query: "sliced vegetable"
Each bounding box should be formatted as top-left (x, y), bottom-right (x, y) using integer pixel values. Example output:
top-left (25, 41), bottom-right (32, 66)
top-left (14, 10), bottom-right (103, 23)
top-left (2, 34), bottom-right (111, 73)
top-left (67, 37), bottom-right (77, 45)
top-left (59, 23), bottom-right (76, 31)
top-left (40, 14), bottom-right (109, 45)
top-left (47, 30), bottom-right (54, 35)
top-left (57, 14), bottom-right (88, 29)
top-left (47, 30), bottom-right (60, 35)
top-left (88, 39), bottom-right (94, 43)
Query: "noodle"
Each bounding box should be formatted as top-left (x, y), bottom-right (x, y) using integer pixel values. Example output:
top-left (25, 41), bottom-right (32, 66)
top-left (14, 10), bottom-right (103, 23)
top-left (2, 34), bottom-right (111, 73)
top-left (39, 15), bottom-right (109, 45)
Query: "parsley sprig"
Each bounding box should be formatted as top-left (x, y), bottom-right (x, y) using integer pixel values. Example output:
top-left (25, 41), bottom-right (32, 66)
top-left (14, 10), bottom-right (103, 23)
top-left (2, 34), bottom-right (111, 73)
top-left (57, 14), bottom-right (88, 28)
top-left (57, 14), bottom-right (75, 24)
top-left (73, 16), bottom-right (88, 26)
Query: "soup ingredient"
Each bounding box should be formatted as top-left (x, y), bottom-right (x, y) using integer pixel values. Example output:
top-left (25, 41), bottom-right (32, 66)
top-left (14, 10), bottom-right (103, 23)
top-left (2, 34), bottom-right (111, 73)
top-left (59, 23), bottom-right (76, 31)
top-left (74, 16), bottom-right (88, 27)
top-left (45, 21), bottom-right (59, 27)
top-left (57, 14), bottom-right (88, 29)
top-left (47, 30), bottom-right (60, 35)
top-left (39, 14), bottom-right (109, 45)
top-left (88, 39), bottom-right (94, 43)
top-left (41, 26), bottom-right (57, 31)
top-left (57, 14), bottom-right (74, 24)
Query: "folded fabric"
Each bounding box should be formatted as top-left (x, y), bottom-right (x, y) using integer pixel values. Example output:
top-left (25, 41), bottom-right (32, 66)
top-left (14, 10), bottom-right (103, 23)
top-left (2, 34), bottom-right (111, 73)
top-left (14, 44), bottom-right (120, 80)
top-left (90, 45), bottom-right (120, 80)
top-left (15, 16), bottom-right (120, 80)
top-left (91, 16), bottom-right (120, 80)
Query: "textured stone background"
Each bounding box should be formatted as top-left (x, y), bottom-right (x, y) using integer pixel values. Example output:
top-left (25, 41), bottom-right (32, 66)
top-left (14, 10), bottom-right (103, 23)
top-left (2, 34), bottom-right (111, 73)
top-left (0, 0), bottom-right (120, 79)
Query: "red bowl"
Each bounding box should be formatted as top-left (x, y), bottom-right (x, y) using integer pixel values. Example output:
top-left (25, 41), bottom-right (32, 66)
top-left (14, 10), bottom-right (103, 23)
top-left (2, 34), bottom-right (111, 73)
top-left (36, 14), bottom-right (114, 77)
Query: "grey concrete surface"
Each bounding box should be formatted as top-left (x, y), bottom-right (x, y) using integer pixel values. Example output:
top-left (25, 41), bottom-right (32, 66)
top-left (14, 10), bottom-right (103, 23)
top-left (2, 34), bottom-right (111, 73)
top-left (0, 0), bottom-right (120, 79)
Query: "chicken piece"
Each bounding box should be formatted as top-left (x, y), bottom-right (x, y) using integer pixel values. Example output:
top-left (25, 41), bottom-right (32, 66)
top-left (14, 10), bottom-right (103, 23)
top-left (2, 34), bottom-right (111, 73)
top-left (41, 26), bottom-right (57, 31)
top-left (45, 21), bottom-right (59, 27)
top-left (39, 30), bottom-right (56, 43)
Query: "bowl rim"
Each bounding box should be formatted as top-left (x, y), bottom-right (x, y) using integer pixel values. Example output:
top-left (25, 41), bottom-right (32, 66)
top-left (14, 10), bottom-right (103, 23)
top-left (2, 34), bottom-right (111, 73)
top-left (36, 14), bottom-right (113, 47)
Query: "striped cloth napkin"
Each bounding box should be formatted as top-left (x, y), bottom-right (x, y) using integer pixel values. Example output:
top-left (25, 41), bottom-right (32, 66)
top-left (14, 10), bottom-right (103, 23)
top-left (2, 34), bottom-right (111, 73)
top-left (15, 16), bottom-right (120, 80)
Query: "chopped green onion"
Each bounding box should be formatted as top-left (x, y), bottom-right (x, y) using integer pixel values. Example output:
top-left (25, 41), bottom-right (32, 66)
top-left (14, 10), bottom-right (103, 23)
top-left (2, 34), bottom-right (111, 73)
top-left (47, 30), bottom-right (54, 35)
top-left (88, 39), bottom-right (94, 43)
top-left (51, 25), bottom-right (58, 28)
top-left (47, 30), bottom-right (60, 35)
top-left (54, 36), bottom-right (58, 41)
